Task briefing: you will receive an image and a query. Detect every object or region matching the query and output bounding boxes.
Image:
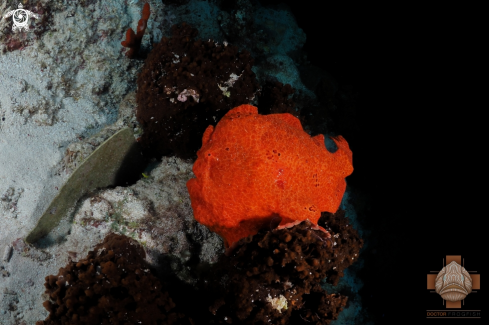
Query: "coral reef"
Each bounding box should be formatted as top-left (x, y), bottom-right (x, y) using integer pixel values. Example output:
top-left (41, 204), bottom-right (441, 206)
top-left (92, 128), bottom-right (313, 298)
top-left (34, 197), bottom-right (363, 325)
top-left (162, 0), bottom-right (320, 126)
top-left (36, 233), bottom-right (186, 325)
top-left (187, 104), bottom-right (353, 248)
top-left (0, 1), bottom-right (366, 324)
top-left (135, 22), bottom-right (260, 159)
top-left (66, 156), bottom-right (223, 285)
top-left (196, 211), bottom-right (363, 325)
top-left (121, 2), bottom-right (151, 59)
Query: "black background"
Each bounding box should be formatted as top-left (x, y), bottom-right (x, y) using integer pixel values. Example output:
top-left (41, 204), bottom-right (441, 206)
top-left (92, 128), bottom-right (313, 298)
top-left (260, 1), bottom-right (484, 324)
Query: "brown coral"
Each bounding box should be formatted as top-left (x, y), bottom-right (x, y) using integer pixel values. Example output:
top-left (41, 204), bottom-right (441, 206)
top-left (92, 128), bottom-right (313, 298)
top-left (135, 22), bottom-right (260, 160)
top-left (317, 209), bottom-right (364, 286)
top-left (36, 233), bottom-right (185, 325)
top-left (197, 209), bottom-right (363, 324)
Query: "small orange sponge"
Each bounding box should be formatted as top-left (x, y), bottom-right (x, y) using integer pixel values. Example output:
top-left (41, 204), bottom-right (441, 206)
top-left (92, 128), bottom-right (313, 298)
top-left (186, 104), bottom-right (353, 248)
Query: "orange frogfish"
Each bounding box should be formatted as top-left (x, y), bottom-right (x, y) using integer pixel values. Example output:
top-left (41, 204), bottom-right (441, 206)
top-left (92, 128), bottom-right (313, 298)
top-left (186, 104), bottom-right (353, 248)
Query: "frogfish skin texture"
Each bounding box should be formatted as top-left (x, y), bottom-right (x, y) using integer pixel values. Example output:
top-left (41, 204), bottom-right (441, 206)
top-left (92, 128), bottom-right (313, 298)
top-left (186, 104), bottom-right (353, 248)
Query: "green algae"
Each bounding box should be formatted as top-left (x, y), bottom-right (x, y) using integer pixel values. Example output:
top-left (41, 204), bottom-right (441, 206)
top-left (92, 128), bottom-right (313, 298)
top-left (25, 127), bottom-right (144, 244)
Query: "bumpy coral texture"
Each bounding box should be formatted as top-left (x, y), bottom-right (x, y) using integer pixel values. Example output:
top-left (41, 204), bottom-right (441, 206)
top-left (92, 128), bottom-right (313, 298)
top-left (186, 104), bottom-right (353, 248)
top-left (197, 215), bottom-right (362, 324)
top-left (36, 233), bottom-right (184, 325)
top-left (136, 22), bottom-right (260, 160)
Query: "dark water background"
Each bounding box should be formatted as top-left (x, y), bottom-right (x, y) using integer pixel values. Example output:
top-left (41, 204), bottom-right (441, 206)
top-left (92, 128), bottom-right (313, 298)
top-left (263, 1), bottom-right (484, 324)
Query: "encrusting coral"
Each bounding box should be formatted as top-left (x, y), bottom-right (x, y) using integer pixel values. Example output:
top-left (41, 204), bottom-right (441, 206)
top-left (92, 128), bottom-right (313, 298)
top-left (36, 208), bottom-right (362, 325)
top-left (196, 209), bottom-right (363, 325)
top-left (121, 2), bottom-right (151, 59)
top-left (135, 22), bottom-right (260, 159)
top-left (186, 104), bottom-right (353, 248)
top-left (36, 233), bottom-right (186, 325)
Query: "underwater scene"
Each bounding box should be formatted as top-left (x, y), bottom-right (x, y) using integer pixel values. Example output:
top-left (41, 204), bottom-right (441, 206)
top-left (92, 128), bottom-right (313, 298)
top-left (0, 0), bottom-right (444, 324)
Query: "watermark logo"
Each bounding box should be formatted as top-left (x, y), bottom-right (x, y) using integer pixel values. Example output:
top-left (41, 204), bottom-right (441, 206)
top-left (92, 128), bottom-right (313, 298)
top-left (426, 255), bottom-right (481, 319)
top-left (2, 3), bottom-right (40, 32)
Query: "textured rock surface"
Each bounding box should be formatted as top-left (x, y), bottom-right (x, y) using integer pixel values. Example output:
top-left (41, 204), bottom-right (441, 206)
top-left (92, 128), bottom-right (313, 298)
top-left (194, 212), bottom-right (363, 324)
top-left (65, 156), bottom-right (224, 284)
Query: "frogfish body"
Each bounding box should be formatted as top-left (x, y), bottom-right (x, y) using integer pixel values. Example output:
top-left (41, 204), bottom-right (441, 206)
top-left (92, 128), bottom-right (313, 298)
top-left (186, 104), bottom-right (353, 248)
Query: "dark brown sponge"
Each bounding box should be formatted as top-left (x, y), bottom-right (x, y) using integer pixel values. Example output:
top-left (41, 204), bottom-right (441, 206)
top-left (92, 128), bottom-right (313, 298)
top-left (36, 233), bottom-right (185, 325)
top-left (317, 209), bottom-right (364, 286)
top-left (136, 22), bottom-right (260, 160)
top-left (198, 209), bottom-right (363, 324)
